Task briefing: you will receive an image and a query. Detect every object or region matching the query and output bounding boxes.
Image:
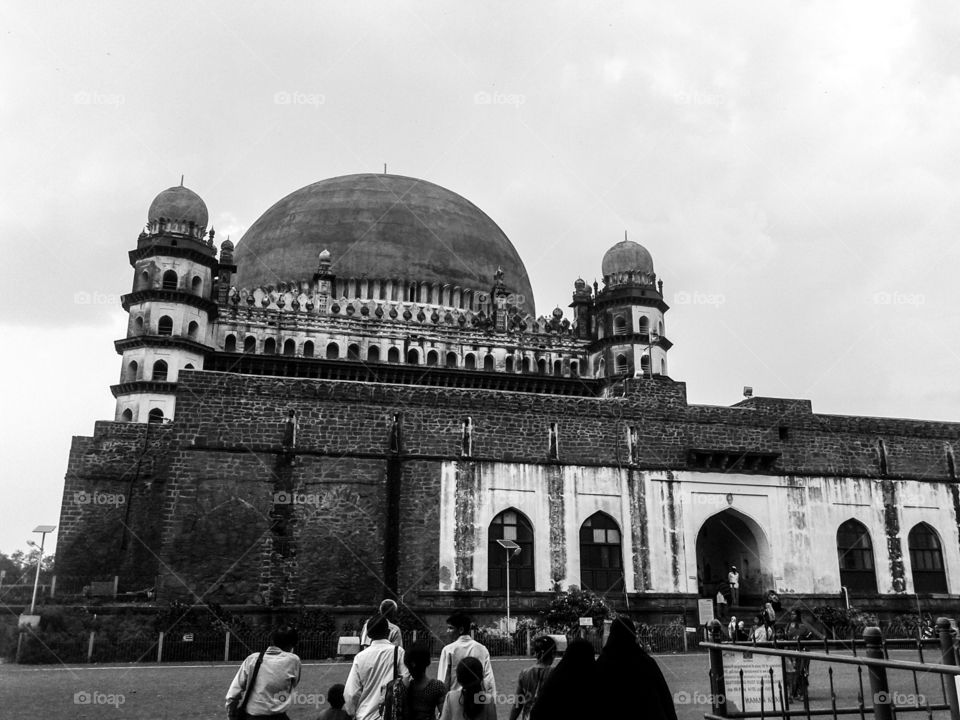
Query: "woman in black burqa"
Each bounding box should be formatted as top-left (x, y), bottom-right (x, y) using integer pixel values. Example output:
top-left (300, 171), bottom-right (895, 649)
top-left (529, 639), bottom-right (598, 719)
top-left (596, 617), bottom-right (678, 720)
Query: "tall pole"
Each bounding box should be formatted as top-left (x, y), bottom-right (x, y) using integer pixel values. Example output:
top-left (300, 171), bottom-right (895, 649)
top-left (29, 531), bottom-right (47, 615)
top-left (505, 550), bottom-right (511, 631)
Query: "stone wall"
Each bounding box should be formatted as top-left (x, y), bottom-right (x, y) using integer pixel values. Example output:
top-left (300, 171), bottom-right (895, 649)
top-left (56, 370), bottom-right (960, 611)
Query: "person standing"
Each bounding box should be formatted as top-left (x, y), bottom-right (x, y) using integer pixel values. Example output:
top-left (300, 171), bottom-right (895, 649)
top-left (402, 642), bottom-right (448, 720)
top-left (595, 617), bottom-right (677, 720)
top-left (439, 657), bottom-right (497, 720)
top-left (508, 635), bottom-right (556, 720)
top-left (360, 599), bottom-right (404, 648)
top-left (728, 565), bottom-right (741, 606)
top-left (727, 615), bottom-right (738, 641)
top-left (225, 626), bottom-right (302, 720)
top-left (752, 615), bottom-right (773, 642)
top-left (529, 639), bottom-right (598, 720)
top-left (785, 609), bottom-right (821, 699)
top-left (715, 581), bottom-right (730, 621)
top-left (345, 615), bottom-right (410, 720)
top-left (437, 612), bottom-right (495, 695)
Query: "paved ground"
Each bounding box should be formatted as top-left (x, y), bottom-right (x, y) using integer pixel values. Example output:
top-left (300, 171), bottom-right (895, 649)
top-left (0, 650), bottom-right (952, 719)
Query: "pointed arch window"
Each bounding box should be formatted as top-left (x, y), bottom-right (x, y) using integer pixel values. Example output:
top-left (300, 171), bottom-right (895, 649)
top-left (187, 321), bottom-right (199, 339)
top-left (522, 357), bottom-right (531, 373)
top-left (283, 339), bottom-right (296, 356)
top-left (407, 348), bottom-right (420, 364)
top-left (837, 519), bottom-right (878, 594)
top-left (264, 338), bottom-right (276, 355)
top-left (638, 316), bottom-right (650, 339)
top-left (615, 354), bottom-right (629, 375)
top-left (152, 360), bottom-right (168, 382)
top-left (157, 316), bottom-right (174, 336)
top-left (347, 343), bottom-right (361, 360)
top-left (243, 336), bottom-right (256, 353)
top-left (537, 358), bottom-right (547, 375)
top-left (121, 408), bottom-right (134, 422)
top-left (909, 523), bottom-right (947, 593)
top-left (505, 356), bottom-right (514, 373)
top-left (148, 408), bottom-right (164, 423)
top-left (303, 341), bottom-right (314, 358)
top-left (446, 352), bottom-right (458, 369)
top-left (125, 361), bottom-right (138, 382)
top-left (613, 315), bottom-right (628, 336)
top-left (464, 353), bottom-right (476, 370)
top-left (483, 354), bottom-right (494, 371)
top-left (191, 275), bottom-right (202, 295)
top-left (427, 350), bottom-right (439, 367)
top-left (580, 512), bottom-right (623, 592)
top-left (162, 270), bottom-right (178, 290)
top-left (367, 345), bottom-right (380, 363)
top-left (570, 361), bottom-right (579, 377)
top-left (488, 509), bottom-right (535, 591)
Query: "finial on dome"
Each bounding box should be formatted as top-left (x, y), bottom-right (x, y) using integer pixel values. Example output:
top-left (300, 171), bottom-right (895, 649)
top-left (180, 174), bottom-right (184, 187)
top-left (319, 248), bottom-right (331, 260)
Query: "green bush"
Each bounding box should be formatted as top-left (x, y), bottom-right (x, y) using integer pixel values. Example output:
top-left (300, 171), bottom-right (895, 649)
top-left (539, 584), bottom-right (614, 634)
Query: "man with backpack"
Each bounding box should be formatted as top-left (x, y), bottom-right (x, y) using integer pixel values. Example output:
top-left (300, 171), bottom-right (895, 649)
top-left (225, 626), bottom-right (301, 720)
top-left (345, 615), bottom-right (410, 720)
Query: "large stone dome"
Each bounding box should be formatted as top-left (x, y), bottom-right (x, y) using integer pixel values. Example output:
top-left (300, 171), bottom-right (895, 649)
top-left (235, 174), bottom-right (536, 315)
top-left (148, 185), bottom-right (208, 229)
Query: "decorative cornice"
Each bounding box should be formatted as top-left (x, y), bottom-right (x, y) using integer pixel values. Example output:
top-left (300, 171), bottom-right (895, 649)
top-left (128, 242), bottom-right (219, 267)
top-left (111, 380), bottom-right (177, 398)
top-left (204, 353), bottom-right (602, 396)
top-left (122, 289), bottom-right (219, 317)
top-left (114, 335), bottom-right (212, 354)
top-left (587, 334), bottom-right (673, 352)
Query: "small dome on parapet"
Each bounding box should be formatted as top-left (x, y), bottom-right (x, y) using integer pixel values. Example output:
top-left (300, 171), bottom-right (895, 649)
top-left (601, 239), bottom-right (654, 277)
top-left (220, 237), bottom-right (234, 251)
top-left (574, 277), bottom-right (586, 291)
top-left (148, 184), bottom-right (208, 229)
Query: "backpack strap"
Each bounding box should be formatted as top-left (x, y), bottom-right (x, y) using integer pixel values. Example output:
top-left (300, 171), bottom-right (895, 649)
top-left (238, 649), bottom-right (267, 714)
top-left (393, 645), bottom-right (398, 681)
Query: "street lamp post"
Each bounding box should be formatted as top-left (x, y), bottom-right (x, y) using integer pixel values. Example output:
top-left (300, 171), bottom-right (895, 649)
top-left (29, 526), bottom-right (56, 616)
top-left (496, 539), bottom-right (521, 633)
top-left (17, 525), bottom-right (56, 662)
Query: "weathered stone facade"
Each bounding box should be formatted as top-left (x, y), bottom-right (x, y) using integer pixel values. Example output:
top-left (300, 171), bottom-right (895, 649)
top-left (56, 174), bottom-right (960, 622)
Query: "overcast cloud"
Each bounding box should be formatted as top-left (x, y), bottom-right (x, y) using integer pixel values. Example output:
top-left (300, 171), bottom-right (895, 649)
top-left (2, 0), bottom-right (959, 553)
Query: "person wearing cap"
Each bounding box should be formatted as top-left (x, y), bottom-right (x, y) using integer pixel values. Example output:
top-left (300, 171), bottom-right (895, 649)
top-left (727, 565), bottom-right (740, 606)
top-left (359, 599), bottom-right (404, 648)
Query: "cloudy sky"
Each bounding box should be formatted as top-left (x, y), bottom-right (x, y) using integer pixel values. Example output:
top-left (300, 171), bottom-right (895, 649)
top-left (2, 1), bottom-right (959, 555)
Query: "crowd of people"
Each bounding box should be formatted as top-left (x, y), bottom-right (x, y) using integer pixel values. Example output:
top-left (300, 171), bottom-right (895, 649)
top-left (224, 600), bottom-right (679, 720)
top-left (713, 580), bottom-right (824, 701)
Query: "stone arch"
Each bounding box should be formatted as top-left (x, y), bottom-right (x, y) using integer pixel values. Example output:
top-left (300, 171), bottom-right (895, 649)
top-left (162, 270), bottom-right (178, 290)
top-left (837, 518), bottom-right (878, 595)
top-left (696, 508), bottom-right (773, 603)
top-left (908, 522), bottom-right (947, 593)
top-left (488, 507), bottom-right (535, 591)
top-left (579, 511), bottom-right (624, 593)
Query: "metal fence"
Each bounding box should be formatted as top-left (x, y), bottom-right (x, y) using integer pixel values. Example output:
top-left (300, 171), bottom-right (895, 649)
top-left (11, 622), bottom-right (688, 664)
top-left (701, 618), bottom-right (960, 720)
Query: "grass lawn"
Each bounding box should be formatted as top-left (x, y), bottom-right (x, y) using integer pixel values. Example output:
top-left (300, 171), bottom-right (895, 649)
top-left (0, 650), bottom-right (951, 719)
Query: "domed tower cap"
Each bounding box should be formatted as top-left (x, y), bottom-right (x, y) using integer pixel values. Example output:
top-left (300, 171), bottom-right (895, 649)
top-left (601, 239), bottom-right (654, 276)
top-left (148, 184), bottom-right (209, 229)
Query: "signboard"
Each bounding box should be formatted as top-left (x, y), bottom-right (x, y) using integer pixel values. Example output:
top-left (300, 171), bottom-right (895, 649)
top-left (337, 636), bottom-right (361, 656)
top-left (578, 617), bottom-right (594, 627)
top-left (721, 652), bottom-right (784, 713)
top-left (698, 598), bottom-right (715, 625)
top-left (182, 633), bottom-right (194, 642)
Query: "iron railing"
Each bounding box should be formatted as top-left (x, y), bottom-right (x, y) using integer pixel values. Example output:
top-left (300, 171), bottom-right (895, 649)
top-left (700, 618), bottom-right (960, 720)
